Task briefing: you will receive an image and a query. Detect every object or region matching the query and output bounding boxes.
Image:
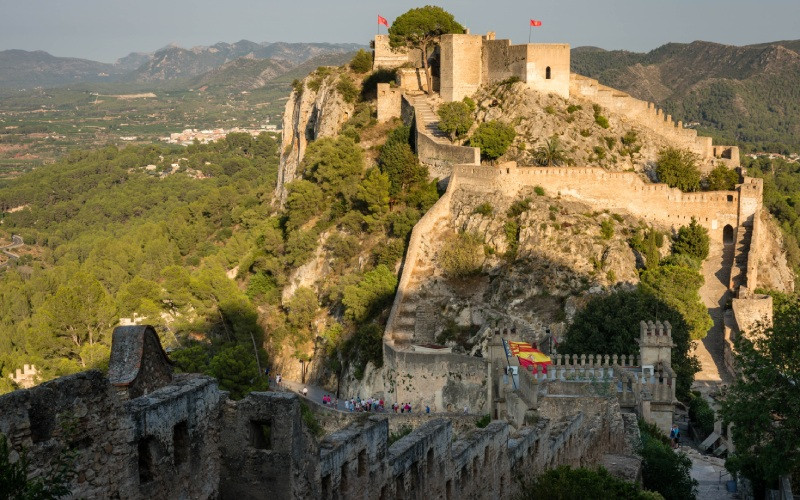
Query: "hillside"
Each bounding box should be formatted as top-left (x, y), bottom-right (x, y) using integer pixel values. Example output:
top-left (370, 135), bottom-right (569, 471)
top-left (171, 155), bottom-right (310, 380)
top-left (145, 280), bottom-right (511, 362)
top-left (571, 40), bottom-right (800, 152)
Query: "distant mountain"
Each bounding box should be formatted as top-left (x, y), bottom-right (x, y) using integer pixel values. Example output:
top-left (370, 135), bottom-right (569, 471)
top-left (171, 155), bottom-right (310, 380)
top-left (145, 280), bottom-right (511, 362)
top-left (125, 40), bottom-right (363, 82)
top-left (190, 51), bottom-right (356, 93)
top-left (571, 40), bottom-right (800, 152)
top-left (0, 40), bottom-right (365, 89)
top-left (0, 50), bottom-right (125, 88)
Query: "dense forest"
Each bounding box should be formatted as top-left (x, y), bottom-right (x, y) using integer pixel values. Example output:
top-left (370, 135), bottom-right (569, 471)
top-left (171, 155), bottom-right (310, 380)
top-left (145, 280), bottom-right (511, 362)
top-left (0, 98), bottom-right (435, 396)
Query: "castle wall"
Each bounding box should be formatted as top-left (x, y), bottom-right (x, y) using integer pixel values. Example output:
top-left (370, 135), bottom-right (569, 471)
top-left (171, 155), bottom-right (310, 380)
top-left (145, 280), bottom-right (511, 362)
top-left (0, 371), bottom-right (223, 499)
top-left (372, 35), bottom-right (413, 69)
top-left (440, 34), bottom-right (484, 102)
top-left (451, 164), bottom-right (743, 244)
top-left (376, 83), bottom-right (402, 122)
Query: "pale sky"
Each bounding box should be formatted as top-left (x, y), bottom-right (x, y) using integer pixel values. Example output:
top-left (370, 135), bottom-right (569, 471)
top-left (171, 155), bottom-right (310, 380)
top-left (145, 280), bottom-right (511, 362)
top-left (1, 0), bottom-right (798, 62)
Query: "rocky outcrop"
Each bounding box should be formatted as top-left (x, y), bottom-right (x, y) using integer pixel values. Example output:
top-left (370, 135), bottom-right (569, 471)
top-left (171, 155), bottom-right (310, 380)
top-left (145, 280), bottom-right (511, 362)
top-left (276, 72), bottom-right (355, 206)
top-left (756, 210), bottom-right (795, 292)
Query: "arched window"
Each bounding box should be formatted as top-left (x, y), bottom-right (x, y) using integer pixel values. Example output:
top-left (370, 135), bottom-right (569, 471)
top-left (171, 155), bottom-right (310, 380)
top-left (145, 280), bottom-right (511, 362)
top-left (723, 224), bottom-right (734, 245)
top-left (546, 66), bottom-right (551, 79)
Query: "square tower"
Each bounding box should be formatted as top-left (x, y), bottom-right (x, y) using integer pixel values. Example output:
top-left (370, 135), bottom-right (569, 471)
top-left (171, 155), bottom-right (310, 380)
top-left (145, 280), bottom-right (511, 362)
top-left (637, 320), bottom-right (674, 368)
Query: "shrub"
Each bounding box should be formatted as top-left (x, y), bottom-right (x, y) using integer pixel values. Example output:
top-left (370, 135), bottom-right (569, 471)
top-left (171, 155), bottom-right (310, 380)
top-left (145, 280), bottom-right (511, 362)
top-left (300, 402), bottom-right (324, 437)
top-left (336, 75), bottom-right (360, 104)
top-left (388, 425), bottom-right (412, 446)
top-left (600, 219), bottom-right (615, 239)
top-left (504, 220), bottom-right (520, 259)
top-left (475, 414), bottom-right (491, 428)
top-left (285, 180), bottom-right (324, 230)
top-left (470, 121), bottom-right (516, 162)
top-left (567, 104), bottom-right (582, 114)
top-left (672, 218), bottom-right (710, 260)
top-left (472, 202), bottom-right (493, 216)
top-left (580, 129), bottom-right (591, 137)
top-left (534, 185), bottom-right (545, 196)
top-left (360, 68), bottom-right (396, 100)
top-left (341, 322), bottom-right (384, 379)
top-left (705, 165), bottom-right (739, 191)
top-left (437, 101), bottom-right (474, 142)
top-left (595, 114), bottom-right (610, 129)
top-left (507, 198), bottom-right (532, 218)
top-left (656, 147), bottom-right (701, 192)
top-left (349, 49), bottom-right (373, 73)
top-left (544, 105), bottom-right (556, 115)
top-left (439, 231), bottom-right (484, 278)
top-left (498, 75), bottom-right (521, 86)
top-left (373, 239), bottom-right (406, 268)
top-left (291, 79), bottom-right (303, 94)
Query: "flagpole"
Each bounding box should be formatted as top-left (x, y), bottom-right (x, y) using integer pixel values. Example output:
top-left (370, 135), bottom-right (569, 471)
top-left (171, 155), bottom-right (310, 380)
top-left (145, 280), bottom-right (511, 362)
top-left (528, 24), bottom-right (532, 44)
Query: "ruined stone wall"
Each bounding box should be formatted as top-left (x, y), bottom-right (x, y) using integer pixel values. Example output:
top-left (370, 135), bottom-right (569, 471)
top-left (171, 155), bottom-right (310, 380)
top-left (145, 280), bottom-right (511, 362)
top-left (0, 371), bottom-right (223, 499)
top-left (452, 164), bottom-right (744, 244)
top-left (220, 392), bottom-right (319, 499)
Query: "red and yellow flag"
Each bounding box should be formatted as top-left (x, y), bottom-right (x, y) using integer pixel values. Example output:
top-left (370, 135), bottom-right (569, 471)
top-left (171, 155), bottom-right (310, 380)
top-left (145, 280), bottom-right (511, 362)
top-left (508, 341), bottom-right (552, 370)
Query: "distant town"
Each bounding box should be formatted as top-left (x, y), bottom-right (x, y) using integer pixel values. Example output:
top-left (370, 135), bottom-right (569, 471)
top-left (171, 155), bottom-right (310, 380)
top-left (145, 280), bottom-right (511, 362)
top-left (163, 123), bottom-right (280, 146)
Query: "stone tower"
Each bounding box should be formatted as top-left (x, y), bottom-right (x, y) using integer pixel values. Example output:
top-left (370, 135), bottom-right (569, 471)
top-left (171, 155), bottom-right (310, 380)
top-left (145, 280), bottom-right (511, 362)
top-left (637, 320), bottom-right (674, 369)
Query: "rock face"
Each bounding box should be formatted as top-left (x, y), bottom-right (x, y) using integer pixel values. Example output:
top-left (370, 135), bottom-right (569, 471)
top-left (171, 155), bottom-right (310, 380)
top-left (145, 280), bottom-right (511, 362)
top-left (276, 72), bottom-right (355, 206)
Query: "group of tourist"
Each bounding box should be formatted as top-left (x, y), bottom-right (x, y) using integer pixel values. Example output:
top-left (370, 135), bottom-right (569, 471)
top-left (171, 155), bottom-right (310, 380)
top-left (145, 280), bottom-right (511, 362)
top-left (344, 397), bottom-right (385, 412)
top-left (321, 394), bottom-right (338, 407)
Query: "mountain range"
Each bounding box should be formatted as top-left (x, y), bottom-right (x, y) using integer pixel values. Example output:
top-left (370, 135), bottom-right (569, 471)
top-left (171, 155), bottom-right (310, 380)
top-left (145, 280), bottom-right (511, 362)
top-left (0, 40), bottom-right (364, 89)
top-left (571, 39), bottom-right (800, 152)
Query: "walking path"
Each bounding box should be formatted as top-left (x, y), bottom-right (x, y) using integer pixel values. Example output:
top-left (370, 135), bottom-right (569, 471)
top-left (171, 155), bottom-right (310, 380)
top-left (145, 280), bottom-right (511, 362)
top-left (682, 446), bottom-right (738, 499)
top-left (0, 234), bottom-right (23, 268)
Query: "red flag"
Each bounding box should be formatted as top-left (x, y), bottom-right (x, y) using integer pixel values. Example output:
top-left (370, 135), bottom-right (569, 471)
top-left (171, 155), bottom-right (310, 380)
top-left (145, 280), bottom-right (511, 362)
top-left (530, 19), bottom-right (542, 27)
top-left (378, 15), bottom-right (389, 27)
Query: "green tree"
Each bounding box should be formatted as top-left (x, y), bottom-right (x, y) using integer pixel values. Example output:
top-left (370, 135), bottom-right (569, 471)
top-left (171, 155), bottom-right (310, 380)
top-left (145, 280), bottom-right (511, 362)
top-left (209, 344), bottom-right (267, 400)
top-left (378, 126), bottom-right (427, 199)
top-left (638, 420), bottom-right (698, 500)
top-left (470, 121), bottom-right (516, 163)
top-left (354, 167), bottom-right (390, 221)
top-left (349, 49), bottom-right (373, 73)
top-left (672, 218), bottom-right (710, 260)
top-left (388, 6), bottom-right (465, 94)
top-left (1, 433), bottom-right (75, 499)
top-left (301, 136), bottom-right (364, 198)
top-left (437, 101), bottom-right (473, 142)
top-left (656, 147), bottom-right (701, 192)
top-left (342, 265), bottom-right (398, 323)
top-left (639, 263), bottom-right (712, 341)
top-left (284, 180), bottom-right (324, 231)
top-left (721, 292), bottom-right (800, 493)
top-left (285, 287), bottom-right (318, 331)
top-left (705, 165), bottom-right (739, 191)
top-left (534, 135), bottom-right (569, 166)
top-left (560, 289), bottom-right (699, 400)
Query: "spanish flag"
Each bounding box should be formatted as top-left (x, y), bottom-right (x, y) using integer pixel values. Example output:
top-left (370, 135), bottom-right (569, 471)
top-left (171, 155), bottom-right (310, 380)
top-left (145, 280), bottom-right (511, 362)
top-left (508, 341), bottom-right (552, 371)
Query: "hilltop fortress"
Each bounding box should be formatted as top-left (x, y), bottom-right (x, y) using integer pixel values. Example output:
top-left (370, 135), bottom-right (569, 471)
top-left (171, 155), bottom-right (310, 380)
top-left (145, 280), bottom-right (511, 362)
top-left (0, 28), bottom-right (781, 499)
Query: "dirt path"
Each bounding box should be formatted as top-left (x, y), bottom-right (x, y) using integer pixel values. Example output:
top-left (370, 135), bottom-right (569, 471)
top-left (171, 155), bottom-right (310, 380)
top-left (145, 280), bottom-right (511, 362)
top-left (682, 446), bottom-right (738, 499)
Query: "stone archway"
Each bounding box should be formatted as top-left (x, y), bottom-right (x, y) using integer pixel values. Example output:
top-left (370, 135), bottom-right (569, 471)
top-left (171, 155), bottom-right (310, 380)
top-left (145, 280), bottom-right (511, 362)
top-left (723, 224), bottom-right (734, 245)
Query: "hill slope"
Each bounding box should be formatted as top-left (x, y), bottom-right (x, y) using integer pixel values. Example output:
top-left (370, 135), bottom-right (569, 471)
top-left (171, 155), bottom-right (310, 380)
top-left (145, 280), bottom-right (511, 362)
top-left (571, 40), bottom-right (800, 152)
top-left (0, 50), bottom-right (125, 88)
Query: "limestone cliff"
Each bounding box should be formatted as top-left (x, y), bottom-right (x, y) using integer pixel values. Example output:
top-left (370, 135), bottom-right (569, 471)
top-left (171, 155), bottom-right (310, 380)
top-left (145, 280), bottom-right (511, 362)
top-left (276, 69), bottom-right (355, 206)
top-left (757, 210), bottom-right (795, 292)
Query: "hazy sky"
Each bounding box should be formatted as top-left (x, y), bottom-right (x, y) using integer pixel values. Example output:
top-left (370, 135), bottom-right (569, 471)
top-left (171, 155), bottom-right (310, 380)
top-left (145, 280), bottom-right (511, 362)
top-left (1, 0), bottom-right (799, 62)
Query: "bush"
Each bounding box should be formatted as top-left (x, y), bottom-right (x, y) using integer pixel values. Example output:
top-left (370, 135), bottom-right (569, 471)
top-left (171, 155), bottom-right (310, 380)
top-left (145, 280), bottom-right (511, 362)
top-left (507, 198), bottom-right (531, 218)
top-left (285, 180), bottom-right (324, 230)
top-left (300, 402), bottom-right (324, 437)
top-left (567, 104), bottom-right (582, 114)
top-left (349, 49), bottom-right (373, 73)
top-left (470, 121), bottom-right (516, 162)
top-left (656, 148), bottom-right (701, 192)
top-left (341, 322), bottom-right (384, 379)
top-left (595, 114), bottom-right (610, 129)
top-left (639, 420), bottom-right (698, 500)
top-left (439, 231), bottom-right (484, 278)
top-left (705, 165), bottom-right (739, 191)
top-left (518, 465), bottom-right (658, 500)
top-left (360, 68), bottom-right (396, 100)
top-left (437, 101), bottom-right (474, 142)
top-left (472, 202), bottom-right (493, 216)
top-left (672, 218), bottom-right (710, 260)
top-left (378, 125), bottom-right (428, 199)
top-left (688, 391), bottom-right (715, 437)
top-left (534, 185), bottom-right (545, 196)
top-left (600, 219), bottom-right (615, 239)
top-left (475, 414), bottom-right (491, 428)
top-left (388, 425), bottom-right (412, 446)
top-left (336, 75), bottom-right (360, 104)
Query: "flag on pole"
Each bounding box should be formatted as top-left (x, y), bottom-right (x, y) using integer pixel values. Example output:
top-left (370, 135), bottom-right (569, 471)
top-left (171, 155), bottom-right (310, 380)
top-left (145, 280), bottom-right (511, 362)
top-left (508, 341), bottom-right (552, 372)
top-left (530, 19), bottom-right (542, 27)
top-left (378, 15), bottom-right (389, 27)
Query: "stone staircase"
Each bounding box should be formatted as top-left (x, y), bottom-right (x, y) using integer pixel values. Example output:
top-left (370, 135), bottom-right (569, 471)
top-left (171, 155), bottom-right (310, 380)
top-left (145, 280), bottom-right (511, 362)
top-left (411, 95), bottom-right (450, 144)
top-left (729, 223), bottom-right (753, 292)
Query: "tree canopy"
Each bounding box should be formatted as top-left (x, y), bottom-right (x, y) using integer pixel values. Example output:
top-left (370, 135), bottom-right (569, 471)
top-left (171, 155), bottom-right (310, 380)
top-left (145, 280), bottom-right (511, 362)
top-left (721, 292), bottom-right (800, 493)
top-left (656, 147), bottom-right (701, 192)
top-left (437, 101), bottom-right (473, 142)
top-left (470, 121), bottom-right (516, 163)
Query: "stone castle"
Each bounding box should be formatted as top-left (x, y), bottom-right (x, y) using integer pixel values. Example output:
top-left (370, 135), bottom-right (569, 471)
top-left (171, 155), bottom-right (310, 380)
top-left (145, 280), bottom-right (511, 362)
top-left (1, 27), bottom-right (776, 499)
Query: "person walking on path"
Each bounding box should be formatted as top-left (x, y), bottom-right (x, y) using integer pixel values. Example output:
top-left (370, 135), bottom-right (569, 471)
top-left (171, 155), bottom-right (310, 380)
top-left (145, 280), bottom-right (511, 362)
top-left (670, 424), bottom-right (680, 449)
